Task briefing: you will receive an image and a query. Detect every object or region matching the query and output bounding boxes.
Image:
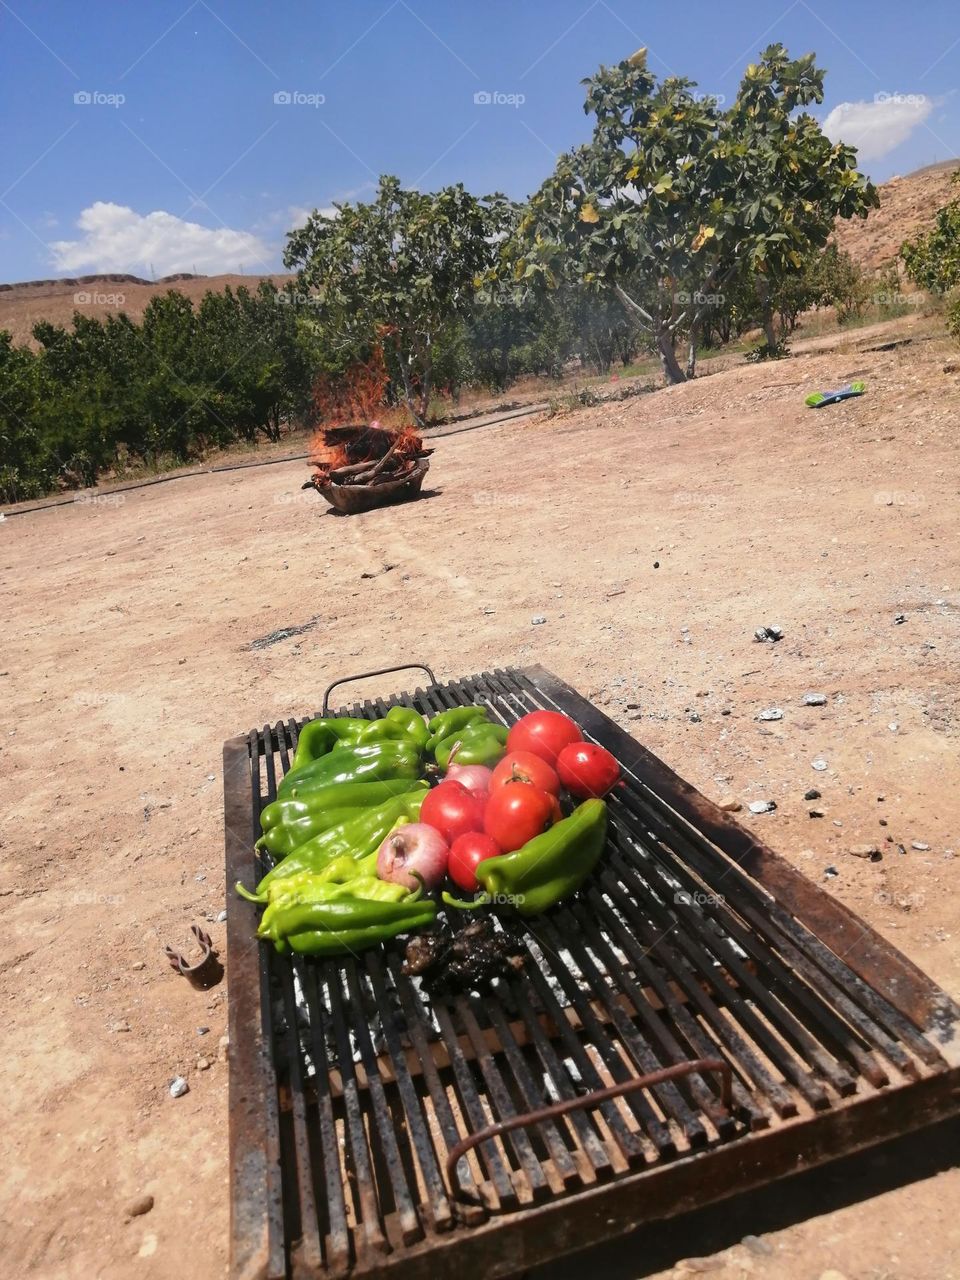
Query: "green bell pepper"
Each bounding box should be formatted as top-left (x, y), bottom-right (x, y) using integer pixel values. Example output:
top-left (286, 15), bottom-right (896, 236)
top-left (435, 722), bottom-right (508, 769)
top-left (291, 717), bottom-right (367, 771)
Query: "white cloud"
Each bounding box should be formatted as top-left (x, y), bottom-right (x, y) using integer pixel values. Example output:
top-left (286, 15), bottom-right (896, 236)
top-left (49, 202), bottom-right (272, 276)
top-left (822, 95), bottom-right (933, 162)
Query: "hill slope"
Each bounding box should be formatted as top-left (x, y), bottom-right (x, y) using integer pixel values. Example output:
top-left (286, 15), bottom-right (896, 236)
top-left (0, 272), bottom-right (292, 345)
top-left (834, 159), bottom-right (959, 272)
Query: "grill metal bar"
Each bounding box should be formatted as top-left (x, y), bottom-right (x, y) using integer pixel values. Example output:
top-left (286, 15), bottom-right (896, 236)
top-left (515, 667), bottom-right (949, 1071)
top-left (494, 977), bottom-right (616, 1179)
top-left (298, 960), bottom-right (351, 1270)
top-left (365, 950), bottom-right (454, 1231)
top-left (270, 723), bottom-right (325, 1274)
top-left (225, 664), bottom-right (960, 1280)
top-left (606, 827), bottom-right (857, 1101)
top-left (480, 999), bottom-right (585, 1191)
top-left (612, 774), bottom-right (909, 1082)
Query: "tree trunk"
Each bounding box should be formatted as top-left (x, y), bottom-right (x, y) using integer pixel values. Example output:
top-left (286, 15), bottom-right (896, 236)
top-left (685, 324), bottom-right (698, 379)
top-left (757, 279), bottom-right (777, 349)
top-left (656, 329), bottom-right (686, 384)
top-left (417, 363), bottom-right (432, 426)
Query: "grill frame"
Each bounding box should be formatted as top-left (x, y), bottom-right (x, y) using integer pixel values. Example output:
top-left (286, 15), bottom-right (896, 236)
top-left (224, 664), bottom-right (960, 1280)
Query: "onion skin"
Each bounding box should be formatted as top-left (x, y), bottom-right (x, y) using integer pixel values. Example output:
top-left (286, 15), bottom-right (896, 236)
top-left (445, 763), bottom-right (493, 802)
top-left (376, 823), bottom-right (449, 891)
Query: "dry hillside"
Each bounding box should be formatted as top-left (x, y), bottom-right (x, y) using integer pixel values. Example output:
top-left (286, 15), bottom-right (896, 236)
top-left (0, 272), bottom-right (292, 346)
top-left (834, 159), bottom-right (959, 272)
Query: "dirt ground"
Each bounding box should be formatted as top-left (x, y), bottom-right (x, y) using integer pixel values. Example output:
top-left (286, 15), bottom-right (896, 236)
top-left (2, 312), bottom-right (958, 1280)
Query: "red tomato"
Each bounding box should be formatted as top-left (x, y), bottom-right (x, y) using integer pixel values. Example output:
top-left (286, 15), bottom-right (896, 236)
top-left (421, 781), bottom-right (485, 844)
top-left (448, 832), bottom-right (501, 892)
top-left (490, 750), bottom-right (561, 796)
top-left (506, 710), bottom-right (582, 766)
top-left (484, 785), bottom-right (557, 853)
top-left (556, 741), bottom-right (620, 798)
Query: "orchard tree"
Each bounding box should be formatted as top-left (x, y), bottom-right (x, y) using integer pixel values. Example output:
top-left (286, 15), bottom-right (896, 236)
top-left (518, 46), bottom-right (877, 383)
top-left (901, 170), bottom-right (960, 344)
top-left (284, 175), bottom-right (513, 424)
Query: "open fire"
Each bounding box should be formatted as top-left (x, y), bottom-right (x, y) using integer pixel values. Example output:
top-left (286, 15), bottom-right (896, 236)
top-left (303, 423), bottom-right (433, 513)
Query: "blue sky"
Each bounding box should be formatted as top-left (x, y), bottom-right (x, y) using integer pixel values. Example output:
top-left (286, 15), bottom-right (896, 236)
top-left (1, 0), bottom-right (957, 283)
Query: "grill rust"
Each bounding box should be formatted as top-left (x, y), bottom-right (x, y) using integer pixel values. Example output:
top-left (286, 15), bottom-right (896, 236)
top-left (224, 665), bottom-right (960, 1280)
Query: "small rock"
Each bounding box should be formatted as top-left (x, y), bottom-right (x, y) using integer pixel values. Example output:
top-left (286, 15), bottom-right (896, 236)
top-left (802, 692), bottom-right (828, 706)
top-left (196, 1057), bottom-right (212, 1071)
top-left (688, 712), bottom-right (702, 723)
top-left (531, 615), bottom-right (547, 626)
top-left (804, 788), bottom-right (821, 800)
top-left (742, 1235), bottom-right (774, 1257)
top-left (754, 625), bottom-right (783, 642)
top-left (218, 1034), bottom-right (230, 1062)
top-left (720, 708), bottom-right (731, 716)
top-left (888, 722), bottom-right (899, 733)
top-left (749, 800), bottom-right (777, 814)
top-left (893, 614), bottom-right (906, 624)
top-left (718, 798), bottom-right (742, 812)
top-left (809, 808), bottom-right (825, 818)
top-left (169, 1076), bottom-right (189, 1098)
top-left (130, 961), bottom-right (145, 971)
top-left (756, 707), bottom-right (783, 721)
top-left (124, 1194), bottom-right (154, 1219)
top-left (812, 759), bottom-right (828, 771)
top-left (879, 817), bottom-right (888, 826)
top-left (216, 909), bottom-right (227, 923)
top-left (110, 1020), bottom-right (131, 1034)
top-left (911, 841), bottom-right (930, 851)
top-left (849, 844), bottom-right (881, 860)
top-left (824, 865), bottom-right (839, 877)
top-left (196, 1026), bottom-right (210, 1036)
top-left (877, 794), bottom-right (885, 802)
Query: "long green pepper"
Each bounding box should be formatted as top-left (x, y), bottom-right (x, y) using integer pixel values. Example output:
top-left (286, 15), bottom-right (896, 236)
top-left (253, 791), bottom-right (425, 894)
top-left (278, 740), bottom-right (422, 798)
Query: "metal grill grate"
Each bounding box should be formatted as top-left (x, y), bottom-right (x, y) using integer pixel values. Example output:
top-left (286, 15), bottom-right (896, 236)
top-left (223, 665), bottom-right (960, 1280)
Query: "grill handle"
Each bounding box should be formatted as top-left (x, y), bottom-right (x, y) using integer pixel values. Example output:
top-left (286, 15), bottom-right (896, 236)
top-left (321, 663), bottom-right (438, 714)
top-left (444, 1057), bottom-right (733, 1205)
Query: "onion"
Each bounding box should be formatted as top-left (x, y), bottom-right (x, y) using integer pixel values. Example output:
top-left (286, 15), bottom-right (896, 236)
top-left (377, 823), bottom-right (449, 891)
top-left (445, 763), bottom-right (493, 803)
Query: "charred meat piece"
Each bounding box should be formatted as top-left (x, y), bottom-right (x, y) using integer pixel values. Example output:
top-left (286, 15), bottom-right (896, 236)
top-left (407, 914), bottom-right (526, 992)
top-left (402, 922), bottom-right (453, 977)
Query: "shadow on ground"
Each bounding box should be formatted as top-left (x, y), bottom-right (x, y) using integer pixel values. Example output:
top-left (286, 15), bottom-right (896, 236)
top-left (531, 1116), bottom-right (960, 1278)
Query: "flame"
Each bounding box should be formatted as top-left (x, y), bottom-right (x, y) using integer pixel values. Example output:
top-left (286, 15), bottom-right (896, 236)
top-left (307, 423), bottom-right (425, 483)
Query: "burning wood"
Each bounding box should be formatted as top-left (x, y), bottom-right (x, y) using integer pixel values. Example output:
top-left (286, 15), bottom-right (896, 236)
top-left (303, 423), bottom-right (432, 514)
